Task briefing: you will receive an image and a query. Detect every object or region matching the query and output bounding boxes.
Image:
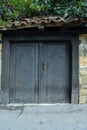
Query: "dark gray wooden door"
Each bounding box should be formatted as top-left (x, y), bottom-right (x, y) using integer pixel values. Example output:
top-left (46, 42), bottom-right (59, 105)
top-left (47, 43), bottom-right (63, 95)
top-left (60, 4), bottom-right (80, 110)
top-left (9, 42), bottom-right (71, 103)
top-left (10, 43), bottom-right (38, 103)
top-left (39, 42), bottom-right (71, 103)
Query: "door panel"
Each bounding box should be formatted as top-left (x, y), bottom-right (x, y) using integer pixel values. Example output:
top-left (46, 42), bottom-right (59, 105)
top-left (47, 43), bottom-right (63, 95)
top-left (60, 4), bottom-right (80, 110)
top-left (42, 43), bottom-right (71, 103)
top-left (9, 42), bottom-right (71, 103)
top-left (10, 43), bottom-right (38, 103)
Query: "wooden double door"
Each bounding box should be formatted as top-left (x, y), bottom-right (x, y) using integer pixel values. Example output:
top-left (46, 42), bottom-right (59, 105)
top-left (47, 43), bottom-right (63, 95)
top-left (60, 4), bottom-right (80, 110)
top-left (10, 41), bottom-right (71, 103)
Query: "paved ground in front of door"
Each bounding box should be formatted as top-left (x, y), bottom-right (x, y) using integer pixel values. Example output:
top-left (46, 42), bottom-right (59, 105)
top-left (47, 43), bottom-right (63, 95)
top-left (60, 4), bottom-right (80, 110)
top-left (0, 104), bottom-right (87, 130)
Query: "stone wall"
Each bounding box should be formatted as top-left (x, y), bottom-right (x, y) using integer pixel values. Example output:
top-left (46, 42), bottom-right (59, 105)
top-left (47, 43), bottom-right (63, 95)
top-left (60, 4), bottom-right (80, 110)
top-left (79, 34), bottom-right (87, 103)
top-left (0, 39), bottom-right (2, 103)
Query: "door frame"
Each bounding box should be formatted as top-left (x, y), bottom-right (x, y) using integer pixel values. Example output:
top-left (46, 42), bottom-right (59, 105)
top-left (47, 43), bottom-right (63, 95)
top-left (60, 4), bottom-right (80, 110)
top-left (1, 31), bottom-right (79, 104)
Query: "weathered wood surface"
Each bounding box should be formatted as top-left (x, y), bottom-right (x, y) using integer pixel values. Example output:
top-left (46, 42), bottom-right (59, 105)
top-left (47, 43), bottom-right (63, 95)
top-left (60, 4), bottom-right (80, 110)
top-left (1, 31), bottom-right (79, 104)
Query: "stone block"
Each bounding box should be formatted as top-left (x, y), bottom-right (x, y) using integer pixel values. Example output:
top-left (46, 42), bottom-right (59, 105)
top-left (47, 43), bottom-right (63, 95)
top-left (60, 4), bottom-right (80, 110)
top-left (83, 44), bottom-right (87, 56)
top-left (79, 96), bottom-right (87, 103)
top-left (79, 35), bottom-right (87, 56)
top-left (0, 51), bottom-right (2, 90)
top-left (79, 68), bottom-right (87, 84)
top-left (79, 68), bottom-right (87, 76)
top-left (79, 34), bottom-right (87, 39)
top-left (79, 56), bottom-right (87, 68)
top-left (80, 75), bottom-right (87, 85)
top-left (80, 85), bottom-right (87, 89)
top-left (80, 88), bottom-right (87, 96)
top-left (79, 77), bottom-right (82, 85)
top-left (79, 44), bottom-right (84, 56)
top-left (0, 44), bottom-right (2, 51)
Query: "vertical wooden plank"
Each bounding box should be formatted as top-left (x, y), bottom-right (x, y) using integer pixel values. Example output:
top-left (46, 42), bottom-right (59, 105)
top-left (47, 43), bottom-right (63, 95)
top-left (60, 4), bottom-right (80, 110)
top-left (38, 42), bottom-right (45, 103)
top-left (39, 43), bottom-right (48, 103)
top-left (71, 36), bottom-right (79, 103)
top-left (1, 37), bottom-right (10, 104)
top-left (9, 43), bottom-right (16, 103)
top-left (34, 43), bottom-right (39, 103)
top-left (43, 42), bottom-right (71, 103)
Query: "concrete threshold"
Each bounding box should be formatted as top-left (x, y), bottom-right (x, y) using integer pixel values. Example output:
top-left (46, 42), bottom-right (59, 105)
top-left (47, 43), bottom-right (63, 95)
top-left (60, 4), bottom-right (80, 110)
top-left (0, 104), bottom-right (87, 130)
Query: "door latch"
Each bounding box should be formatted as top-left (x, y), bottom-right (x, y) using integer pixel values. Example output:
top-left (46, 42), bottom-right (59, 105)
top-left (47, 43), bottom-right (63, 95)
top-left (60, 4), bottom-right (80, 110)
top-left (42, 62), bottom-right (46, 71)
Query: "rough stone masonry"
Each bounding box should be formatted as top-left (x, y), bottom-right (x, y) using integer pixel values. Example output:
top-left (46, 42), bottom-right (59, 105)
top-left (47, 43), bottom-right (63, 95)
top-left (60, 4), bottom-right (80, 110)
top-left (79, 34), bottom-right (87, 103)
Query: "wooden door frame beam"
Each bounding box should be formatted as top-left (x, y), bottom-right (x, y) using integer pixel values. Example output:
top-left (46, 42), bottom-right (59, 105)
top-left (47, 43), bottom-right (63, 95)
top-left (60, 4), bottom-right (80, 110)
top-left (1, 31), bottom-right (79, 104)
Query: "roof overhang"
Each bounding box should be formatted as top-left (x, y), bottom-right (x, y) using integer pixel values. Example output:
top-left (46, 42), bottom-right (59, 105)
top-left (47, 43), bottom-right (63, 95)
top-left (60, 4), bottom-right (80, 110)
top-left (0, 16), bottom-right (87, 31)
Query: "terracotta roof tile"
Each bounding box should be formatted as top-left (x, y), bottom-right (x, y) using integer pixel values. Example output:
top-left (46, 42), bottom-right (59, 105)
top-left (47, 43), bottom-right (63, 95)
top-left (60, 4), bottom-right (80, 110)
top-left (0, 16), bottom-right (87, 30)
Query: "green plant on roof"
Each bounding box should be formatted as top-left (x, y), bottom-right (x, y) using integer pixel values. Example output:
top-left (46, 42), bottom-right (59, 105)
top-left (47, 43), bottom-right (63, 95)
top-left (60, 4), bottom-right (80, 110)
top-left (0, 0), bottom-right (87, 23)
